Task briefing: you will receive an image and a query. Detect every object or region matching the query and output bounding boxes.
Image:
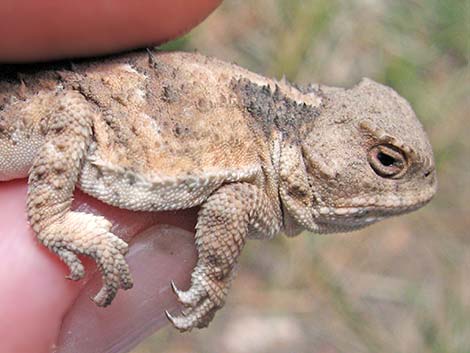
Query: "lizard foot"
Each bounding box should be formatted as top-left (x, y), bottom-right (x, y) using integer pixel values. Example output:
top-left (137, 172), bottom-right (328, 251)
top-left (40, 211), bottom-right (133, 306)
top-left (166, 265), bottom-right (232, 331)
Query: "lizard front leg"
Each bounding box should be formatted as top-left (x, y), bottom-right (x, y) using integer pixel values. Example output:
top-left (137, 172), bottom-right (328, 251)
top-left (26, 91), bottom-right (132, 306)
top-left (167, 182), bottom-right (282, 331)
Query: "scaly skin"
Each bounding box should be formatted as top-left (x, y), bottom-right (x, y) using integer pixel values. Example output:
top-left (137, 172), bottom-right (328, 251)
top-left (0, 50), bottom-right (437, 331)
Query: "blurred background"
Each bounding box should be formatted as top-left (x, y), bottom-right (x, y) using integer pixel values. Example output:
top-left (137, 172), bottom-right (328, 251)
top-left (134, 0), bottom-right (469, 352)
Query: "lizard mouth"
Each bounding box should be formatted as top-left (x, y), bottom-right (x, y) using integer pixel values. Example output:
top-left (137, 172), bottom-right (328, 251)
top-left (312, 174), bottom-right (437, 234)
top-left (313, 195), bottom-right (434, 234)
top-left (314, 210), bottom-right (385, 233)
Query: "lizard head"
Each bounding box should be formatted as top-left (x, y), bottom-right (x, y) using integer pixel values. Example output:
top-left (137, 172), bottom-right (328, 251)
top-left (293, 78), bottom-right (437, 234)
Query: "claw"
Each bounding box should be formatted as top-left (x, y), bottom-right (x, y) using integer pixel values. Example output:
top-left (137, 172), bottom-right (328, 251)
top-left (167, 266), bottom-right (232, 330)
top-left (165, 310), bottom-right (192, 332)
top-left (166, 298), bottom-right (216, 332)
top-left (65, 265), bottom-right (85, 280)
top-left (166, 313), bottom-right (191, 332)
top-left (170, 280), bottom-right (201, 306)
top-left (91, 287), bottom-right (113, 307)
top-left (165, 310), bottom-right (175, 323)
top-left (89, 294), bottom-right (111, 308)
top-left (170, 280), bottom-right (188, 305)
top-left (65, 273), bottom-right (81, 281)
top-left (170, 280), bottom-right (181, 295)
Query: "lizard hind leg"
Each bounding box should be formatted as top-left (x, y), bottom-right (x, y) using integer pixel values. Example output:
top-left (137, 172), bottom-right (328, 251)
top-left (167, 182), bottom-right (281, 331)
top-left (26, 90), bottom-right (133, 306)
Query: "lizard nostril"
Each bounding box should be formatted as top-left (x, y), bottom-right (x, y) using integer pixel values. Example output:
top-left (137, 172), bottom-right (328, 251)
top-left (424, 167), bottom-right (435, 178)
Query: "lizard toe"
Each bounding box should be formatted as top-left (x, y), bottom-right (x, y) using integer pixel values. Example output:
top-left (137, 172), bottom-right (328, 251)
top-left (171, 280), bottom-right (206, 306)
top-left (58, 248), bottom-right (85, 281)
top-left (166, 297), bottom-right (217, 332)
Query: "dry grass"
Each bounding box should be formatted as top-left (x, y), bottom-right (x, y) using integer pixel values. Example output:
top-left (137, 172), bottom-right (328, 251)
top-left (133, 1), bottom-right (469, 352)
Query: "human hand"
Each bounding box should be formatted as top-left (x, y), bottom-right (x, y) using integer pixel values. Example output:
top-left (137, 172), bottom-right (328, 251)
top-left (0, 181), bottom-right (199, 353)
top-left (0, 1), bottom-right (221, 352)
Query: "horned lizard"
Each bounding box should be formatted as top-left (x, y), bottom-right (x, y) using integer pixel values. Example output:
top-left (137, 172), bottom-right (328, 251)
top-left (0, 50), bottom-right (437, 331)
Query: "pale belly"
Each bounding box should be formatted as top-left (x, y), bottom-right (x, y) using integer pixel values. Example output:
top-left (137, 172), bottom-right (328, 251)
top-left (78, 154), bottom-right (261, 212)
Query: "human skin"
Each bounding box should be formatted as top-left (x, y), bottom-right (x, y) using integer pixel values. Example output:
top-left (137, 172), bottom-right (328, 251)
top-left (0, 1), bottom-right (221, 352)
top-left (0, 0), bottom-right (222, 62)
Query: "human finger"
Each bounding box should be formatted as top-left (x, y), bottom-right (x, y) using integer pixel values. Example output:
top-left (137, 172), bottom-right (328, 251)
top-left (0, 0), bottom-right (222, 62)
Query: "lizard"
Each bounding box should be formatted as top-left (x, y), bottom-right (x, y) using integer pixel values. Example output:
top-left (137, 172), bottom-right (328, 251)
top-left (0, 50), bottom-right (437, 332)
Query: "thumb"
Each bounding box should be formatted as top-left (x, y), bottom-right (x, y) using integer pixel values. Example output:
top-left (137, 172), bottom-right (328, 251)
top-left (0, 181), bottom-right (197, 353)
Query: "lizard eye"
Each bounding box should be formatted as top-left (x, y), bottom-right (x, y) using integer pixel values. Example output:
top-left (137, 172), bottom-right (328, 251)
top-left (368, 144), bottom-right (407, 178)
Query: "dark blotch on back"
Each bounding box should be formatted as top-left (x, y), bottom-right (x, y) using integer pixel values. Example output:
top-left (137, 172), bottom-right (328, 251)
top-left (231, 78), bottom-right (320, 140)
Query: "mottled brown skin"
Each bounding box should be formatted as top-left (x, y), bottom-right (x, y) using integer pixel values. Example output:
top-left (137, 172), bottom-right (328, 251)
top-left (0, 50), bottom-right (437, 331)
